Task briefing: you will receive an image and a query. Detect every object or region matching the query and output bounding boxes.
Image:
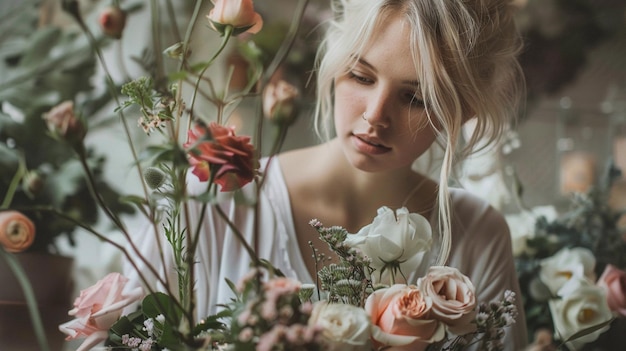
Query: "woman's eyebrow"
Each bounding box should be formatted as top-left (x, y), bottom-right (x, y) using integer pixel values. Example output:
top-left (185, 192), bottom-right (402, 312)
top-left (355, 57), bottom-right (420, 87)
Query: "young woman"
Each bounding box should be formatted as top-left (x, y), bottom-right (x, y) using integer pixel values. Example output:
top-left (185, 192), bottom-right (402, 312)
top-left (126, 0), bottom-right (528, 348)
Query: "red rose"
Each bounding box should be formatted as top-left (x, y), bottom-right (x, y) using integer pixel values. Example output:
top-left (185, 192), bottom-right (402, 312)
top-left (185, 123), bottom-right (258, 191)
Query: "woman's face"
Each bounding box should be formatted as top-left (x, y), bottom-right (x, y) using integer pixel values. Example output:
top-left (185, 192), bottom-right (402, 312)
top-left (333, 14), bottom-right (438, 173)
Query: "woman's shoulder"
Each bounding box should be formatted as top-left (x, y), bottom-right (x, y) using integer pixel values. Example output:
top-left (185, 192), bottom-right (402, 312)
top-left (448, 187), bottom-right (510, 236)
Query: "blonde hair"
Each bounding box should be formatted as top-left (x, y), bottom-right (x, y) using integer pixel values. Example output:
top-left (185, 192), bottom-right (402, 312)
top-left (313, 0), bottom-right (524, 265)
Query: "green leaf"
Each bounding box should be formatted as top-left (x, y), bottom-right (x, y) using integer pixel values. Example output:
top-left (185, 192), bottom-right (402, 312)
top-left (168, 70), bottom-right (188, 82)
top-left (142, 292), bottom-right (183, 320)
top-left (19, 27), bottom-right (61, 67)
top-left (192, 313), bottom-right (227, 335)
top-left (562, 317), bottom-right (614, 343)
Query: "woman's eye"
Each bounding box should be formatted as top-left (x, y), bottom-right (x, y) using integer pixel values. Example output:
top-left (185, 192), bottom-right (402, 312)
top-left (348, 72), bottom-right (373, 85)
top-left (404, 92), bottom-right (424, 106)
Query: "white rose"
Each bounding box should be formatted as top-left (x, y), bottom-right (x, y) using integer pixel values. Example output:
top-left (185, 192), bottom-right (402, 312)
top-left (308, 301), bottom-right (372, 351)
top-left (548, 277), bottom-right (612, 350)
top-left (344, 206), bottom-right (432, 284)
top-left (505, 206), bottom-right (558, 256)
top-left (539, 247), bottom-right (596, 295)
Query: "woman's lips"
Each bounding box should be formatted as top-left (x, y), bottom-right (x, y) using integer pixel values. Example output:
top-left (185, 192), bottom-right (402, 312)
top-left (351, 133), bottom-right (391, 155)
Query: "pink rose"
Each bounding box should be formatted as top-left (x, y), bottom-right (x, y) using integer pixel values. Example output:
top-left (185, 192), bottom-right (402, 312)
top-left (207, 0), bottom-right (263, 35)
top-left (98, 6), bottom-right (127, 39)
top-left (59, 273), bottom-right (143, 351)
top-left (597, 264), bottom-right (626, 317)
top-left (185, 123), bottom-right (259, 192)
top-left (418, 266), bottom-right (477, 335)
top-left (0, 211), bottom-right (35, 253)
top-left (365, 284), bottom-right (445, 351)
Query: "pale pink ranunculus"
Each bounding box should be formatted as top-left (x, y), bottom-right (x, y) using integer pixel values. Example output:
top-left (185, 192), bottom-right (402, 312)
top-left (365, 284), bottom-right (445, 351)
top-left (417, 266), bottom-right (477, 335)
top-left (207, 0), bottom-right (263, 34)
top-left (184, 123), bottom-right (259, 192)
top-left (596, 264), bottom-right (626, 317)
top-left (0, 210), bottom-right (35, 253)
top-left (59, 273), bottom-right (144, 351)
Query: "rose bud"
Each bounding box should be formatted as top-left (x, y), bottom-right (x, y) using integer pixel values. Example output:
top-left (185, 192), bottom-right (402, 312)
top-left (98, 5), bottom-right (127, 39)
top-left (263, 80), bottom-right (300, 127)
top-left (22, 170), bottom-right (45, 197)
top-left (0, 211), bottom-right (36, 253)
top-left (42, 101), bottom-right (86, 148)
top-left (206, 0), bottom-right (263, 36)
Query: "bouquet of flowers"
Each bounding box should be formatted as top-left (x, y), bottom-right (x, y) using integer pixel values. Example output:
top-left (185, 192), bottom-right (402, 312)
top-left (515, 161), bottom-right (626, 350)
top-left (0, 0), bottom-right (518, 350)
top-left (62, 207), bottom-right (518, 351)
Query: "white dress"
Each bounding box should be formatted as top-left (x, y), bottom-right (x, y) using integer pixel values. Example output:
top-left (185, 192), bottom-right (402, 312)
top-left (124, 157), bottom-right (528, 349)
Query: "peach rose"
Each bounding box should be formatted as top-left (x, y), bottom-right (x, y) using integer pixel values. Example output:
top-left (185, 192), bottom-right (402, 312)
top-left (596, 264), bottom-right (626, 317)
top-left (418, 266), bottom-right (477, 335)
top-left (59, 273), bottom-right (143, 351)
top-left (0, 211), bottom-right (35, 253)
top-left (207, 0), bottom-right (263, 35)
top-left (185, 123), bottom-right (259, 192)
top-left (365, 284), bottom-right (445, 351)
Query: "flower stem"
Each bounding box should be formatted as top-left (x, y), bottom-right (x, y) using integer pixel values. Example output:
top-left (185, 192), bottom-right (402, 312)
top-left (188, 26), bottom-right (234, 124)
top-left (0, 249), bottom-right (50, 351)
top-left (215, 204), bottom-right (261, 267)
top-left (0, 155), bottom-right (25, 209)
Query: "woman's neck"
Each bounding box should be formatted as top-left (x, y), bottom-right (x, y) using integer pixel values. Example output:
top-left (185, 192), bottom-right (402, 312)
top-left (279, 139), bottom-right (438, 229)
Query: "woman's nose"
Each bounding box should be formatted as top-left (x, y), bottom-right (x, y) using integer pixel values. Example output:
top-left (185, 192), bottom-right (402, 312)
top-left (364, 89), bottom-right (391, 128)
